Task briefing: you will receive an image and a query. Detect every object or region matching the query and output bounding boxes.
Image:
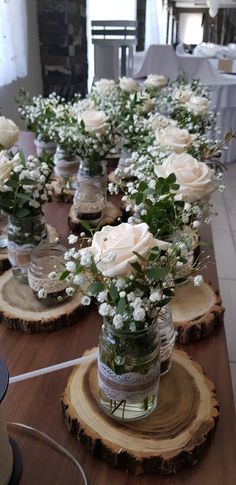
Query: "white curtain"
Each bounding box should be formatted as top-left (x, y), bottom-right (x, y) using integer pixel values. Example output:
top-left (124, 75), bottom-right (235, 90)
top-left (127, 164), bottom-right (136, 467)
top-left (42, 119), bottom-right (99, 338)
top-left (145, 0), bottom-right (167, 50)
top-left (0, 0), bottom-right (28, 87)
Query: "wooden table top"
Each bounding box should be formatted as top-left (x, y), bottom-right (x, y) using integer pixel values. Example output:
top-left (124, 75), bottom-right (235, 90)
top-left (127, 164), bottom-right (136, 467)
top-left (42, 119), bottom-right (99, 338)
top-left (0, 133), bottom-right (236, 484)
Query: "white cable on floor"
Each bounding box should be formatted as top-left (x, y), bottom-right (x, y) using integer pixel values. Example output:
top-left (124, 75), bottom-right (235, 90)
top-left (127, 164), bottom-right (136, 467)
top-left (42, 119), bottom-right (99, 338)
top-left (7, 421), bottom-right (88, 485)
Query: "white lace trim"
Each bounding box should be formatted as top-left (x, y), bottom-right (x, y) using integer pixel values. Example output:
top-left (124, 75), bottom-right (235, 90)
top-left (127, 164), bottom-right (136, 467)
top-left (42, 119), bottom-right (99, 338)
top-left (98, 359), bottom-right (160, 403)
top-left (28, 272), bottom-right (67, 294)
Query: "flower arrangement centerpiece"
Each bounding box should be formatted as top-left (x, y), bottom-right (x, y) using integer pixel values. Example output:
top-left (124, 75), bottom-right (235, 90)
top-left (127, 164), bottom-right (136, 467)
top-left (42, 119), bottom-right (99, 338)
top-left (60, 222), bottom-right (178, 420)
top-left (72, 109), bottom-right (116, 225)
top-left (16, 90), bottom-right (63, 155)
top-left (114, 77), bottom-right (155, 175)
top-left (162, 79), bottom-right (215, 136)
top-left (0, 115), bottom-right (20, 248)
top-left (0, 150), bottom-right (53, 280)
top-left (90, 79), bottom-right (122, 156)
top-left (45, 95), bottom-right (89, 189)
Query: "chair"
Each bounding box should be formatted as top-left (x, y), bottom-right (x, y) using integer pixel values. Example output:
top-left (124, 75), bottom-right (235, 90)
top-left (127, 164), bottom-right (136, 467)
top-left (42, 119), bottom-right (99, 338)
top-left (91, 20), bottom-right (137, 80)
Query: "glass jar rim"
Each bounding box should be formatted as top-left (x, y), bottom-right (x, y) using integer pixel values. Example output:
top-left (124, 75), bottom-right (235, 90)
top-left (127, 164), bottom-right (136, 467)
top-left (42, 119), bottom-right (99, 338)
top-left (30, 242), bottom-right (67, 272)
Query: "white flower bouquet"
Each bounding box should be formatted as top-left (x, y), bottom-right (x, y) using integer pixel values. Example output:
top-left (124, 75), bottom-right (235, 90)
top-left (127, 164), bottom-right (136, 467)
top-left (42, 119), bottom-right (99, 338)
top-left (17, 90), bottom-right (64, 142)
top-left (59, 222), bottom-right (177, 327)
top-left (58, 222), bottom-right (179, 420)
top-left (0, 150), bottom-right (53, 217)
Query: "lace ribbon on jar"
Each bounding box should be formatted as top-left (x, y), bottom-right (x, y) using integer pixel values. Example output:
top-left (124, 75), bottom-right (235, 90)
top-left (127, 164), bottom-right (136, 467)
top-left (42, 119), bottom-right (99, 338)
top-left (98, 359), bottom-right (160, 403)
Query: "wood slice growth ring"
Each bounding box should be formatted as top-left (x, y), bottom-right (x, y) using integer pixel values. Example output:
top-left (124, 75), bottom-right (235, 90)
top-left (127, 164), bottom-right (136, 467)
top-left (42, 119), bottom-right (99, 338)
top-left (61, 348), bottom-right (219, 475)
top-left (171, 278), bottom-right (224, 344)
top-left (0, 225), bottom-right (59, 275)
top-left (68, 202), bottom-right (122, 233)
top-left (0, 270), bottom-right (84, 333)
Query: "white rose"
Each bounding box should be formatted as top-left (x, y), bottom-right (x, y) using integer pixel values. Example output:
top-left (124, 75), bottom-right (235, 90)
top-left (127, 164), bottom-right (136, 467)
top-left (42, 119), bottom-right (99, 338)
top-left (0, 151), bottom-right (19, 188)
top-left (173, 88), bottom-right (194, 104)
top-left (154, 153), bottom-right (216, 202)
top-left (94, 78), bottom-right (116, 94)
top-left (150, 113), bottom-right (177, 132)
top-left (155, 127), bottom-right (193, 154)
top-left (80, 110), bottom-right (108, 135)
top-left (186, 95), bottom-right (209, 115)
top-left (90, 222), bottom-right (156, 277)
top-left (0, 116), bottom-right (19, 149)
top-left (144, 74), bottom-right (167, 89)
top-left (119, 77), bottom-right (138, 94)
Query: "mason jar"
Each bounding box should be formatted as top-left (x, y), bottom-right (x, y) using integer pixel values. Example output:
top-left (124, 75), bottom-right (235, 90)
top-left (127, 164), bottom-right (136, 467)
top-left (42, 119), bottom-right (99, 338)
top-left (54, 146), bottom-right (80, 189)
top-left (158, 306), bottom-right (176, 376)
top-left (73, 159), bottom-right (107, 226)
top-left (98, 320), bottom-right (161, 421)
top-left (28, 242), bottom-right (69, 306)
top-left (7, 214), bottom-right (47, 282)
top-left (34, 137), bottom-right (57, 157)
top-left (0, 211), bottom-right (8, 249)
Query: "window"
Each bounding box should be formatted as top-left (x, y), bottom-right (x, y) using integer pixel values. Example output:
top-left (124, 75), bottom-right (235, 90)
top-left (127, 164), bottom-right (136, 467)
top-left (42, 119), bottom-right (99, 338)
top-left (178, 13), bottom-right (203, 45)
top-left (0, 0), bottom-right (27, 88)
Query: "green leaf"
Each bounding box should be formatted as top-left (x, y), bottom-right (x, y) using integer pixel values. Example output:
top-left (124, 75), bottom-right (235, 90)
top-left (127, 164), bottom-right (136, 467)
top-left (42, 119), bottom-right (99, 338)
top-left (135, 192), bottom-right (143, 205)
top-left (21, 178), bottom-right (37, 185)
top-left (90, 258), bottom-right (98, 275)
top-left (147, 267), bottom-right (167, 281)
top-left (138, 181), bottom-right (148, 192)
top-left (88, 281), bottom-right (105, 295)
top-left (171, 183), bottom-right (180, 191)
top-left (167, 173), bottom-right (176, 184)
top-left (79, 220), bottom-right (92, 233)
top-left (60, 270), bottom-right (70, 281)
top-left (109, 282), bottom-right (119, 301)
top-left (16, 193), bottom-right (31, 200)
top-left (76, 265), bottom-right (83, 274)
top-left (117, 297), bottom-right (127, 315)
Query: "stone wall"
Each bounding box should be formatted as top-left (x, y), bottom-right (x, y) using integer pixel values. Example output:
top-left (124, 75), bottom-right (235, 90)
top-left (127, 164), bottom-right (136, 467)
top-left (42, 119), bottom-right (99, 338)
top-left (37, 0), bottom-right (87, 98)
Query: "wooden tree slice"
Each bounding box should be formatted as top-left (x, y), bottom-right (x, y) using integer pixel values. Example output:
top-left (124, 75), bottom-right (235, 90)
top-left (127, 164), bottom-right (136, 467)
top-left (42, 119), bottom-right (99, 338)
top-left (61, 348), bottom-right (219, 475)
top-left (51, 179), bottom-right (75, 203)
top-left (0, 248), bottom-right (11, 273)
top-left (171, 278), bottom-right (224, 344)
top-left (68, 201), bottom-right (122, 233)
top-left (0, 225), bottom-right (59, 275)
top-left (0, 270), bottom-right (84, 333)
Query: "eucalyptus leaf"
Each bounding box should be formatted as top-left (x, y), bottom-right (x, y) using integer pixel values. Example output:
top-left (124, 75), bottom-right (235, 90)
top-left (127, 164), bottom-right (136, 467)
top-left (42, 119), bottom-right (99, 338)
top-left (147, 267), bottom-right (167, 281)
top-left (88, 281), bottom-right (105, 295)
